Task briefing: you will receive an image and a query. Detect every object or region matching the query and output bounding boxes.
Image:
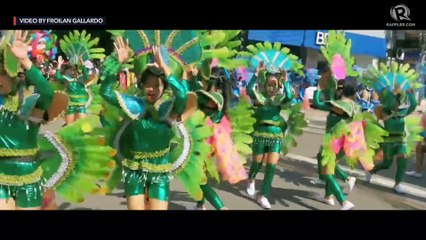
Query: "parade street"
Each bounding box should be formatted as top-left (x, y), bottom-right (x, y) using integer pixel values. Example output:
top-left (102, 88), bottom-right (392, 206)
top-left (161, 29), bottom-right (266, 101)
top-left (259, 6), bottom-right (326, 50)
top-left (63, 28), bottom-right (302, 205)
top-left (43, 108), bottom-right (426, 210)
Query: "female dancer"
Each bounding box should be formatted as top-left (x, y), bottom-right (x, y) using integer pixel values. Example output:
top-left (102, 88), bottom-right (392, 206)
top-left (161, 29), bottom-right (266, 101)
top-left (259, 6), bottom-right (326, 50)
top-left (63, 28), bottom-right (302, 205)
top-left (363, 62), bottom-right (421, 194)
top-left (182, 66), bottom-right (250, 210)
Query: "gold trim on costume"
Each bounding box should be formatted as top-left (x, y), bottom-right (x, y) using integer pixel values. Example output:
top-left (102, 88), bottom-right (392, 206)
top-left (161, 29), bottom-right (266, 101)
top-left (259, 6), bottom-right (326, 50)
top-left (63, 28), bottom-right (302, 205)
top-left (0, 167), bottom-right (42, 186)
top-left (176, 37), bottom-right (198, 55)
top-left (68, 94), bottom-right (88, 98)
top-left (253, 131), bottom-right (283, 139)
top-left (122, 159), bottom-right (172, 173)
top-left (166, 30), bottom-right (180, 48)
top-left (133, 147), bottom-right (170, 160)
top-left (68, 102), bottom-right (88, 106)
top-left (115, 91), bottom-right (140, 120)
top-left (0, 147), bottom-right (39, 157)
top-left (155, 30), bottom-right (161, 46)
top-left (138, 30), bottom-right (150, 48)
top-left (3, 95), bottom-right (19, 112)
top-left (197, 90), bottom-right (223, 112)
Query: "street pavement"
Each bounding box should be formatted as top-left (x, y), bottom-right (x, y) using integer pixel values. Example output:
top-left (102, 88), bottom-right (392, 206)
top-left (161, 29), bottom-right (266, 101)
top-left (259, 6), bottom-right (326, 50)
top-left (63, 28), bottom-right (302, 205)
top-left (42, 106), bottom-right (426, 210)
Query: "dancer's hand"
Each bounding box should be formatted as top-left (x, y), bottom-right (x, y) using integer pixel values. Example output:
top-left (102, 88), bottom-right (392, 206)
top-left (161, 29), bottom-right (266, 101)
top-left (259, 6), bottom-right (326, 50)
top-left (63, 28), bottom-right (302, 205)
top-left (182, 64), bottom-right (198, 80)
top-left (114, 36), bottom-right (132, 64)
top-left (8, 30), bottom-right (32, 70)
top-left (57, 56), bottom-right (64, 69)
top-left (255, 61), bottom-right (266, 77)
top-left (148, 45), bottom-right (171, 77)
top-left (279, 68), bottom-right (287, 82)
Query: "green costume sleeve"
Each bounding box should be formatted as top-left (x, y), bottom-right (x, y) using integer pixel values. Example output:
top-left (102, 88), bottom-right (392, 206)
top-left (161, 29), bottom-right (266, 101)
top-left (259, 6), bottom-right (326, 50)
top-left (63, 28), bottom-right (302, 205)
top-left (246, 75), bottom-right (265, 103)
top-left (167, 74), bottom-right (187, 115)
top-left (100, 71), bottom-right (121, 109)
top-left (26, 65), bottom-right (54, 110)
top-left (283, 81), bottom-right (293, 103)
top-left (181, 75), bottom-right (202, 93)
top-left (181, 80), bottom-right (190, 93)
top-left (82, 67), bottom-right (89, 82)
top-left (405, 92), bottom-right (417, 116)
top-left (55, 71), bottom-right (67, 84)
top-left (313, 90), bottom-right (330, 111)
top-left (210, 110), bottom-right (225, 124)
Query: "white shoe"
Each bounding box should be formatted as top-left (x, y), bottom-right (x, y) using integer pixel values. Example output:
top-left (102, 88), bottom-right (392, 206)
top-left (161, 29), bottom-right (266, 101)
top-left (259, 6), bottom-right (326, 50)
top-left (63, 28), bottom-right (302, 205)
top-left (393, 184), bottom-right (406, 194)
top-left (323, 197), bottom-right (335, 206)
top-left (365, 172), bottom-right (372, 183)
top-left (186, 205), bottom-right (206, 210)
top-left (246, 181), bottom-right (256, 196)
top-left (344, 177), bottom-right (357, 194)
top-left (341, 201), bottom-right (355, 210)
top-left (257, 196), bottom-right (271, 209)
top-left (406, 171), bottom-right (423, 178)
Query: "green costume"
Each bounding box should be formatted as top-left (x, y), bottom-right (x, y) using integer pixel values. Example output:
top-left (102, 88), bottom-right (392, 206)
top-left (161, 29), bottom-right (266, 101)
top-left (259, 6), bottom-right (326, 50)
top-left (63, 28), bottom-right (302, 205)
top-left (313, 90), bottom-right (351, 182)
top-left (361, 61), bottom-right (423, 186)
top-left (317, 31), bottom-right (387, 207)
top-left (315, 96), bottom-right (360, 204)
top-left (101, 66), bottom-right (188, 201)
top-left (241, 41), bottom-right (307, 201)
top-left (98, 30), bottom-right (216, 204)
top-left (0, 30), bottom-right (116, 208)
top-left (0, 66), bottom-right (53, 207)
top-left (181, 78), bottom-right (226, 210)
top-left (57, 30), bottom-right (106, 115)
top-left (55, 68), bottom-right (90, 114)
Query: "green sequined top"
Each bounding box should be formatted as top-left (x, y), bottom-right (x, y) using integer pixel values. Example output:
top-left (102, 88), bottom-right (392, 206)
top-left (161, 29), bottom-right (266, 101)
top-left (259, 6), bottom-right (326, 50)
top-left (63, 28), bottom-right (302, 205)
top-left (246, 75), bottom-right (293, 138)
top-left (382, 92), bottom-right (417, 139)
top-left (55, 68), bottom-right (89, 105)
top-left (313, 90), bottom-right (361, 133)
top-left (0, 66), bottom-right (54, 158)
top-left (100, 69), bottom-right (187, 158)
top-left (181, 78), bottom-right (224, 124)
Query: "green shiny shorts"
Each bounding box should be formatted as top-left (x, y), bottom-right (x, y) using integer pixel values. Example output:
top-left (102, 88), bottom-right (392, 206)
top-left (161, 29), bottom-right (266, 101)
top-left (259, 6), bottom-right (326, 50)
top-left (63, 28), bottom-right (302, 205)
top-left (67, 105), bottom-right (87, 114)
top-left (0, 160), bottom-right (43, 208)
top-left (252, 136), bottom-right (282, 155)
top-left (382, 141), bottom-right (408, 156)
top-left (123, 168), bottom-right (171, 201)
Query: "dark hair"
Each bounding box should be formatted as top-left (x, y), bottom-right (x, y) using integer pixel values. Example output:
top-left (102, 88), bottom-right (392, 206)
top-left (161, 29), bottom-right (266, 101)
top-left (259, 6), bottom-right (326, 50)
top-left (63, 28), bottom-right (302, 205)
top-left (137, 67), bottom-right (169, 93)
top-left (342, 77), bottom-right (357, 97)
top-left (61, 63), bottom-right (77, 76)
top-left (209, 67), bottom-right (232, 113)
top-left (265, 72), bottom-right (283, 88)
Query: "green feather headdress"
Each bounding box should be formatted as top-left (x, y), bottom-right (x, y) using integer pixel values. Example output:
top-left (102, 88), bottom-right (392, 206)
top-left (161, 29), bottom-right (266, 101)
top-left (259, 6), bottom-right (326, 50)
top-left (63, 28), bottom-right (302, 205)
top-left (59, 30), bottom-right (106, 66)
top-left (240, 41), bottom-right (304, 84)
top-left (108, 30), bottom-right (202, 79)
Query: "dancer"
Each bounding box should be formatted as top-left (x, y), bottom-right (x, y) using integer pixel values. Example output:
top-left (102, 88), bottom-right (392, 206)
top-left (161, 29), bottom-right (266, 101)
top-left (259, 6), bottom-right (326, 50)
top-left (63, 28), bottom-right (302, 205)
top-left (99, 31), bottom-right (211, 210)
top-left (0, 30), bottom-right (115, 210)
top-left (362, 61), bottom-right (422, 193)
top-left (55, 30), bottom-right (105, 125)
top-left (182, 65), bottom-right (252, 210)
top-left (242, 41), bottom-right (307, 209)
top-left (313, 79), bottom-right (356, 193)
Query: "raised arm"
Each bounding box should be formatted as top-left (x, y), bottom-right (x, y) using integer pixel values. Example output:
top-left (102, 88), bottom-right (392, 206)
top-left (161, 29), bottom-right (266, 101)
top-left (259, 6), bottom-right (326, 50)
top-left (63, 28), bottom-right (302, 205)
top-left (100, 62), bottom-right (121, 108)
top-left (9, 30), bottom-right (53, 110)
top-left (405, 91), bottom-right (418, 116)
top-left (167, 74), bottom-right (187, 115)
top-left (181, 65), bottom-right (202, 92)
top-left (313, 89), bottom-right (330, 111)
top-left (100, 37), bottom-right (133, 108)
top-left (54, 56), bottom-right (68, 83)
top-left (150, 45), bottom-right (187, 115)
